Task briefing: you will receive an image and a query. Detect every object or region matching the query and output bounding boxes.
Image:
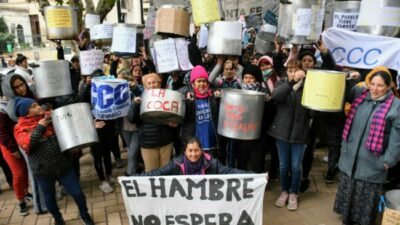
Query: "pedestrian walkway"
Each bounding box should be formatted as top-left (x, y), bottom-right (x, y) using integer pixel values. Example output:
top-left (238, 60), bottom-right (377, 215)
top-left (0, 148), bottom-right (342, 225)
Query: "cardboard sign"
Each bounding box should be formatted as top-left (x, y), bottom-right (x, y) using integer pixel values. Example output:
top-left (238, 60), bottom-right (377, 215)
top-left (191, 0), bottom-right (220, 25)
top-left (90, 24), bottom-right (113, 40)
top-left (111, 26), bottom-right (137, 53)
top-left (79, 50), bottom-right (104, 75)
top-left (153, 38), bottom-right (193, 73)
top-left (91, 78), bottom-right (131, 120)
top-left (85, 14), bottom-right (100, 29)
top-left (46, 8), bottom-right (72, 28)
top-left (119, 174), bottom-right (268, 225)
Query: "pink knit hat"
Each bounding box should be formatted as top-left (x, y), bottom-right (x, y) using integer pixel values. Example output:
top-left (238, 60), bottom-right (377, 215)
top-left (258, 55), bottom-right (274, 67)
top-left (190, 65), bottom-right (208, 83)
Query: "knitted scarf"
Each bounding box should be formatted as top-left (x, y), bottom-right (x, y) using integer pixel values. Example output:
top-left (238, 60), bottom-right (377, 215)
top-left (242, 82), bottom-right (261, 91)
top-left (193, 85), bottom-right (212, 99)
top-left (183, 155), bottom-right (204, 175)
top-left (342, 90), bottom-right (394, 156)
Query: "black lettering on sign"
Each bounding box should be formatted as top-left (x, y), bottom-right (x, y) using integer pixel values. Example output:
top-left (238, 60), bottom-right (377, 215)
top-left (186, 178), bottom-right (207, 200)
top-left (190, 214), bottom-right (203, 225)
top-left (226, 179), bottom-right (241, 201)
top-left (243, 178), bottom-right (254, 199)
top-left (176, 215), bottom-right (189, 225)
top-left (166, 215), bottom-right (174, 225)
top-left (208, 178), bottom-right (224, 201)
top-left (169, 178), bottom-right (186, 198)
top-left (150, 178), bottom-right (167, 198)
top-left (204, 214), bottom-right (216, 225)
top-left (237, 210), bottom-right (255, 225)
top-left (144, 215), bottom-right (160, 225)
top-left (219, 213), bottom-right (232, 225)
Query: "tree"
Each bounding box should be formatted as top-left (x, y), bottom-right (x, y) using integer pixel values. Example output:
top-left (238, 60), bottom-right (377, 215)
top-left (0, 17), bottom-right (15, 54)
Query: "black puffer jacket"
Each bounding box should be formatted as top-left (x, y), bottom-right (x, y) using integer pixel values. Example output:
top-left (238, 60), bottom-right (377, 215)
top-left (138, 153), bottom-right (248, 176)
top-left (268, 79), bottom-right (312, 144)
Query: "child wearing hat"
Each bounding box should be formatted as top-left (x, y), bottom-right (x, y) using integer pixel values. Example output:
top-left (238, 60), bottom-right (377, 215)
top-left (13, 97), bottom-right (95, 225)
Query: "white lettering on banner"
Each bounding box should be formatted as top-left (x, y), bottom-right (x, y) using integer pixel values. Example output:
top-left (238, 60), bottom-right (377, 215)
top-left (79, 50), bottom-right (104, 75)
top-left (320, 28), bottom-right (400, 71)
top-left (91, 79), bottom-right (131, 120)
top-left (333, 12), bottom-right (359, 30)
top-left (118, 174), bottom-right (267, 225)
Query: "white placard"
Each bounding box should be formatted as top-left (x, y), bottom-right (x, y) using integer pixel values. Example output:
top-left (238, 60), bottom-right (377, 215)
top-left (320, 27), bottom-right (400, 71)
top-left (357, 0), bottom-right (400, 27)
top-left (333, 12), bottom-right (359, 30)
top-left (260, 23), bottom-right (277, 33)
top-left (85, 14), bottom-right (100, 29)
top-left (90, 24), bottom-right (113, 40)
top-left (175, 38), bottom-right (193, 71)
top-left (154, 39), bottom-right (179, 73)
top-left (198, 24), bottom-right (208, 48)
top-left (294, 8), bottom-right (312, 36)
top-left (91, 78), bottom-right (131, 120)
top-left (111, 26), bottom-right (137, 53)
top-left (119, 173), bottom-right (268, 225)
top-left (79, 50), bottom-right (104, 75)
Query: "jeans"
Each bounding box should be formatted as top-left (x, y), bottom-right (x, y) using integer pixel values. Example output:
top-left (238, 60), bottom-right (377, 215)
top-left (121, 131), bottom-right (139, 175)
top-left (36, 169), bottom-right (89, 221)
top-left (276, 139), bottom-right (306, 194)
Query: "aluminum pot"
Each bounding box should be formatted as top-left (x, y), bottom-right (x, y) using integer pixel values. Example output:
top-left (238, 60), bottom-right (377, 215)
top-left (278, 0), bottom-right (325, 45)
top-left (385, 190), bottom-right (400, 211)
top-left (155, 5), bottom-right (190, 37)
top-left (218, 89), bottom-right (266, 140)
top-left (140, 89), bottom-right (185, 124)
top-left (44, 6), bottom-right (78, 40)
top-left (302, 69), bottom-right (346, 112)
top-left (52, 103), bottom-right (99, 152)
top-left (207, 21), bottom-right (242, 56)
top-left (111, 24), bottom-right (144, 56)
top-left (90, 24), bottom-right (113, 46)
top-left (356, 0), bottom-right (400, 37)
top-left (324, 1), bottom-right (361, 30)
top-left (255, 32), bottom-right (275, 54)
top-left (32, 60), bottom-right (73, 98)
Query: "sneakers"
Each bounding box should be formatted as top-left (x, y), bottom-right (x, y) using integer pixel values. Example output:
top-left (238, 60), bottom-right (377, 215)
top-left (115, 159), bottom-right (123, 168)
top-left (19, 201), bottom-right (29, 216)
top-left (55, 218), bottom-right (66, 225)
top-left (287, 194), bottom-right (298, 211)
top-left (24, 193), bottom-right (33, 202)
top-left (299, 179), bottom-right (310, 193)
top-left (322, 155), bottom-right (329, 163)
top-left (275, 192), bottom-right (289, 208)
top-left (98, 181), bottom-right (113, 194)
top-left (81, 214), bottom-right (95, 225)
top-left (107, 176), bottom-right (116, 185)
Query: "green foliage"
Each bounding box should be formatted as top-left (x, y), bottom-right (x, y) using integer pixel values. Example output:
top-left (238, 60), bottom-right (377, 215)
top-left (0, 17), bottom-right (15, 54)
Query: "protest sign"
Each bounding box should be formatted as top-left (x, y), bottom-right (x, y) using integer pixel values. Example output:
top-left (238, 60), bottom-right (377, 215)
top-left (332, 12), bottom-right (358, 30)
top-left (191, 0), bottom-right (220, 25)
top-left (175, 38), bottom-right (193, 71)
top-left (154, 38), bottom-right (193, 73)
top-left (321, 28), bottom-right (400, 71)
top-left (111, 25), bottom-right (137, 54)
top-left (90, 24), bottom-right (113, 40)
top-left (357, 0), bottom-right (400, 27)
top-left (119, 173), bottom-right (267, 225)
top-left (79, 50), bottom-right (104, 75)
top-left (85, 14), bottom-right (100, 29)
top-left (222, 0), bottom-right (278, 21)
top-left (144, 6), bottom-right (156, 40)
top-left (198, 25), bottom-right (208, 48)
top-left (91, 77), bottom-right (131, 120)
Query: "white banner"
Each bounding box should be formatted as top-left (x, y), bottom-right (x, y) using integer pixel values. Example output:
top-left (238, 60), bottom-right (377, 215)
top-left (119, 174), bottom-right (267, 225)
top-left (91, 78), bottom-right (131, 120)
top-left (321, 28), bottom-right (400, 71)
top-left (79, 50), bottom-right (104, 75)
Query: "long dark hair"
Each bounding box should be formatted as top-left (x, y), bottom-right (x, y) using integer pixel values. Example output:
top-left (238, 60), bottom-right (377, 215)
top-left (184, 137), bottom-right (203, 151)
top-left (10, 74), bottom-right (34, 98)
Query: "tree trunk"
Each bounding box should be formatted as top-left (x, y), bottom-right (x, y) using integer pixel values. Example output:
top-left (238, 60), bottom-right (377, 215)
top-left (96, 0), bottom-right (117, 22)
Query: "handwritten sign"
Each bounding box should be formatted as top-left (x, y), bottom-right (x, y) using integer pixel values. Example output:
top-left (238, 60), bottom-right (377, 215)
top-left (91, 78), bottom-right (131, 120)
top-left (46, 8), bottom-right (72, 28)
top-left (357, 0), bottom-right (400, 27)
top-left (333, 12), bottom-right (359, 30)
top-left (175, 38), bottom-right (193, 71)
top-left (294, 8), bottom-right (312, 36)
top-left (302, 70), bottom-right (346, 112)
top-left (119, 174), bottom-right (268, 225)
top-left (111, 25), bottom-right (137, 53)
top-left (79, 50), bottom-right (104, 75)
top-left (198, 25), bottom-right (208, 48)
top-left (154, 39), bottom-right (179, 73)
top-left (191, 0), bottom-right (220, 25)
top-left (90, 24), bottom-right (113, 40)
top-left (85, 14), bottom-right (100, 29)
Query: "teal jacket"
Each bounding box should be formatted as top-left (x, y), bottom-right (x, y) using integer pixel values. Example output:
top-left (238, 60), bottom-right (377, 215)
top-left (338, 86), bottom-right (400, 183)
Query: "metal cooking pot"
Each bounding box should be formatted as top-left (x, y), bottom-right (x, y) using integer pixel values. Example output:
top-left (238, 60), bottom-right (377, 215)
top-left (255, 32), bottom-right (275, 54)
top-left (52, 103), bottom-right (99, 152)
top-left (324, 1), bottom-right (361, 30)
top-left (356, 0), bottom-right (400, 37)
top-left (218, 89), bottom-right (266, 140)
top-left (155, 5), bottom-right (190, 37)
top-left (278, 0), bottom-right (325, 45)
top-left (111, 24), bottom-right (144, 56)
top-left (32, 60), bottom-right (73, 98)
top-left (44, 6), bottom-right (78, 40)
top-left (140, 89), bottom-right (185, 124)
top-left (386, 190), bottom-right (400, 211)
top-left (207, 21), bottom-right (243, 56)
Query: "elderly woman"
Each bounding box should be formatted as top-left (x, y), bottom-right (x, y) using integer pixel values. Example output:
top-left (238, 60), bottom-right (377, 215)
top-left (334, 66), bottom-right (400, 225)
top-left (139, 137), bottom-right (247, 176)
top-left (128, 73), bottom-right (177, 172)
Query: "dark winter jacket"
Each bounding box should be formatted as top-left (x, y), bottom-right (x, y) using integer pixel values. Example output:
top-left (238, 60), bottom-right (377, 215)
top-left (268, 79), bottom-right (312, 143)
top-left (0, 100), bottom-right (18, 153)
top-left (139, 153), bottom-right (248, 176)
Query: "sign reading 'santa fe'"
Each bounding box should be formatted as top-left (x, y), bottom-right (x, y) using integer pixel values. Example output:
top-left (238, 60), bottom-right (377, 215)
top-left (119, 174), bottom-right (268, 225)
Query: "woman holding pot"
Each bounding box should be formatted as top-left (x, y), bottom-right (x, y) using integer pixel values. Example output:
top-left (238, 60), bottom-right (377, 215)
top-left (334, 67), bottom-right (400, 225)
